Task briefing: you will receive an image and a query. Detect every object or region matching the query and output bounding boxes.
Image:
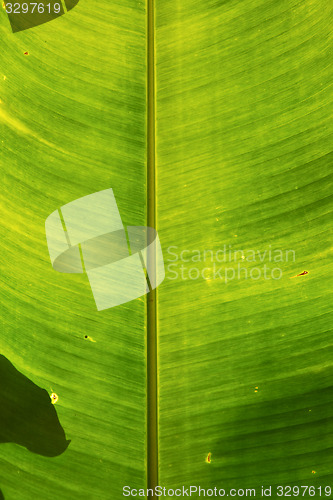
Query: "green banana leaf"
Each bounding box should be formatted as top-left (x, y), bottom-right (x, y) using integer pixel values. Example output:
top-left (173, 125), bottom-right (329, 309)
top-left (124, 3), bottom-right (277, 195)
top-left (0, 0), bottom-right (332, 498)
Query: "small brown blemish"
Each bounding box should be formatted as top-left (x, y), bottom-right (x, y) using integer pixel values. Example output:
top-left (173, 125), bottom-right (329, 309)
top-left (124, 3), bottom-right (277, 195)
top-left (24, 51), bottom-right (29, 56)
top-left (291, 271), bottom-right (309, 278)
top-left (205, 452), bottom-right (211, 464)
top-left (312, 470), bottom-right (316, 474)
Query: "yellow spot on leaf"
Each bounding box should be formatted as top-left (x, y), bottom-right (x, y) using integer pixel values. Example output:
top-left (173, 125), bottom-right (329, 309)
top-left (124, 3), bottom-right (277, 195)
top-left (312, 470), bottom-right (316, 474)
top-left (205, 453), bottom-right (211, 464)
top-left (84, 335), bottom-right (96, 343)
top-left (50, 393), bottom-right (58, 405)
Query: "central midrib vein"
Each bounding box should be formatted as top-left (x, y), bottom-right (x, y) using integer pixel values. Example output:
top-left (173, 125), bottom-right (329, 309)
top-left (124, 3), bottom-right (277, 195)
top-left (147, 0), bottom-right (158, 497)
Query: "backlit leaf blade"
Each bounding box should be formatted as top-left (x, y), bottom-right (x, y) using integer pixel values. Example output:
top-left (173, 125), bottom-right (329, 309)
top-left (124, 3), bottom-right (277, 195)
top-left (0, 1), bottom-right (147, 498)
top-left (156, 0), bottom-right (333, 493)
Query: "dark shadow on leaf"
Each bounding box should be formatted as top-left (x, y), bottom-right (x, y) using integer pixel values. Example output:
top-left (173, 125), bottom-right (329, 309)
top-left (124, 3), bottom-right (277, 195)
top-left (64, 0), bottom-right (80, 11)
top-left (0, 488), bottom-right (4, 499)
top-left (0, 355), bottom-right (70, 457)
